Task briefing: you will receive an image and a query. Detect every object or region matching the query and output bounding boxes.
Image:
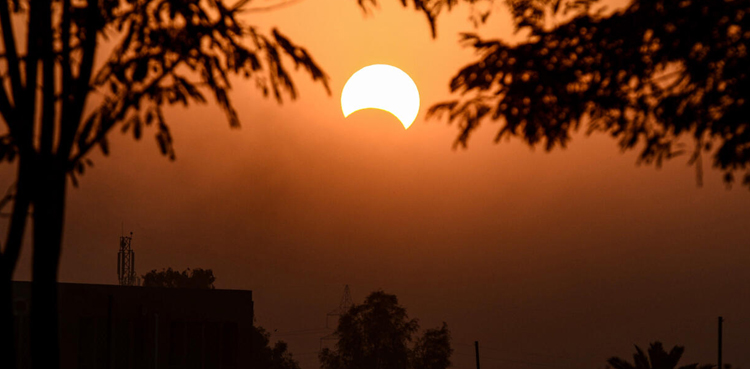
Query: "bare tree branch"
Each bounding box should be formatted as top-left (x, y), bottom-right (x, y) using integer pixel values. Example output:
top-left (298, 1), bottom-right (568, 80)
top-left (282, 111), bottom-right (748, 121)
top-left (0, 79), bottom-right (15, 132)
top-left (22, 1), bottom-right (42, 153)
top-left (39, 2), bottom-right (56, 156)
top-left (57, 0), bottom-right (74, 156)
top-left (0, 161), bottom-right (29, 275)
top-left (0, 0), bottom-right (23, 107)
top-left (58, 0), bottom-right (99, 160)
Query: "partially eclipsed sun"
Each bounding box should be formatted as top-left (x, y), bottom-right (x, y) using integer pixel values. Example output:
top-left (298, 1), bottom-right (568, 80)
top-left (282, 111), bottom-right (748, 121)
top-left (341, 64), bottom-right (420, 129)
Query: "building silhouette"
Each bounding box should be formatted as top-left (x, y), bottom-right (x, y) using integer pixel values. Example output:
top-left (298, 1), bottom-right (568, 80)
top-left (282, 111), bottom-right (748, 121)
top-left (12, 282), bottom-right (254, 369)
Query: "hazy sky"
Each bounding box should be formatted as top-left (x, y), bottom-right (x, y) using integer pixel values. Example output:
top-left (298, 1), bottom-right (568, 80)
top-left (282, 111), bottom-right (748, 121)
top-left (3, 1), bottom-right (750, 369)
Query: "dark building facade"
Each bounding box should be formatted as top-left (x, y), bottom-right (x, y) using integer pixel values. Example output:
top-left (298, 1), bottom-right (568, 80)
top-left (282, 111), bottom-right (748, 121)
top-left (12, 282), bottom-right (254, 369)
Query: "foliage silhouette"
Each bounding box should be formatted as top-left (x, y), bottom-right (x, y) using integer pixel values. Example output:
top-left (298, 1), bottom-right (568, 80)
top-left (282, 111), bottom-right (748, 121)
top-left (375, 0), bottom-right (750, 188)
top-left (357, 0), bottom-right (598, 37)
top-left (607, 342), bottom-right (712, 369)
top-left (411, 322), bottom-right (452, 369)
top-left (141, 267), bottom-right (216, 289)
top-left (251, 325), bottom-right (303, 369)
top-left (319, 290), bottom-right (453, 369)
top-left (0, 0), bottom-right (329, 368)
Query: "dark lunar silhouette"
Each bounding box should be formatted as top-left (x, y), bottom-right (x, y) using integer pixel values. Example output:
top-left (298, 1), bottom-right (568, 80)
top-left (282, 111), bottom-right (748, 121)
top-left (141, 267), bottom-right (216, 289)
top-left (376, 0), bottom-right (750, 188)
top-left (319, 290), bottom-right (453, 369)
top-left (0, 1), bottom-right (329, 368)
top-left (607, 342), bottom-right (712, 369)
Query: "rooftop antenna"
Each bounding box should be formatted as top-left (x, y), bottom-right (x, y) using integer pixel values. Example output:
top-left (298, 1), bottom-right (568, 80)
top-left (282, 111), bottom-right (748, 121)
top-left (320, 285), bottom-right (353, 350)
top-left (117, 231), bottom-right (137, 286)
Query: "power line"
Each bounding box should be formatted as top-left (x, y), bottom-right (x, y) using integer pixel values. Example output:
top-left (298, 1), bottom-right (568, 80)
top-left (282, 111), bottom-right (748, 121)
top-left (275, 327), bottom-right (330, 335)
top-left (292, 352), bottom-right (321, 357)
top-left (454, 350), bottom-right (581, 369)
top-left (275, 328), bottom-right (332, 337)
top-left (454, 341), bottom-right (584, 363)
top-left (453, 343), bottom-right (585, 369)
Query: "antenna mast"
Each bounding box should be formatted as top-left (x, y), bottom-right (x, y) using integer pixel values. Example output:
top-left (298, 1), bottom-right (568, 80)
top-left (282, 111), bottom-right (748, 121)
top-left (117, 232), bottom-right (137, 286)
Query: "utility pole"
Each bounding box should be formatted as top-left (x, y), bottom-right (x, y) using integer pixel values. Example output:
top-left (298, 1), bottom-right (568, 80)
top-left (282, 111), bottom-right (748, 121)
top-left (718, 316), bottom-right (723, 369)
top-left (475, 341), bottom-right (481, 369)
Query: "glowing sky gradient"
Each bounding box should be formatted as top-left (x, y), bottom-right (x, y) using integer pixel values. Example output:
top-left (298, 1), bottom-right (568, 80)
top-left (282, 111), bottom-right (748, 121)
top-left (2, 1), bottom-right (749, 369)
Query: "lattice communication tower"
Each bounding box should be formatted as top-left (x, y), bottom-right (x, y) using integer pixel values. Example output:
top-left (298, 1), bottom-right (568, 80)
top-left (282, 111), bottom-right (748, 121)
top-left (328, 284), bottom-right (353, 326)
top-left (320, 285), bottom-right (353, 349)
top-left (117, 232), bottom-right (137, 286)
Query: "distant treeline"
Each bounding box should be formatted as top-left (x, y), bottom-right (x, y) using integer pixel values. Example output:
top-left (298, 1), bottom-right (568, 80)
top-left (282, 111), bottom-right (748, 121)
top-left (141, 267), bottom-right (216, 289)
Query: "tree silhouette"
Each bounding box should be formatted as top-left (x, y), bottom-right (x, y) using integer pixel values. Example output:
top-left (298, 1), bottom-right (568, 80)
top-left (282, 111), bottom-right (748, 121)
top-left (411, 322), bottom-right (452, 369)
top-left (376, 0), bottom-right (750, 188)
top-left (319, 290), bottom-right (453, 369)
top-left (142, 267), bottom-right (216, 288)
top-left (250, 325), bottom-right (302, 369)
top-left (607, 342), bottom-right (712, 369)
top-left (358, 0), bottom-right (598, 38)
top-left (0, 1), bottom-right (329, 368)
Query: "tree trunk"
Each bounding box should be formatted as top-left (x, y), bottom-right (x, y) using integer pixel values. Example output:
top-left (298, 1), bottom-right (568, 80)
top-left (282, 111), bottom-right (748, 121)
top-left (1, 157), bottom-right (31, 369)
top-left (29, 160), bottom-right (66, 369)
top-left (0, 273), bottom-right (15, 368)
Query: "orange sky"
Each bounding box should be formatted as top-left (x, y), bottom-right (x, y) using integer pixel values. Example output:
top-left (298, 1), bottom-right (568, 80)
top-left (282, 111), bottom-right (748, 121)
top-left (3, 1), bottom-right (750, 369)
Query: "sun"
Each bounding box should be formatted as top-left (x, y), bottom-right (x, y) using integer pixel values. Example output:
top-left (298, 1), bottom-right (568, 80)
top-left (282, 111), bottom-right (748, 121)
top-left (341, 64), bottom-right (420, 129)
